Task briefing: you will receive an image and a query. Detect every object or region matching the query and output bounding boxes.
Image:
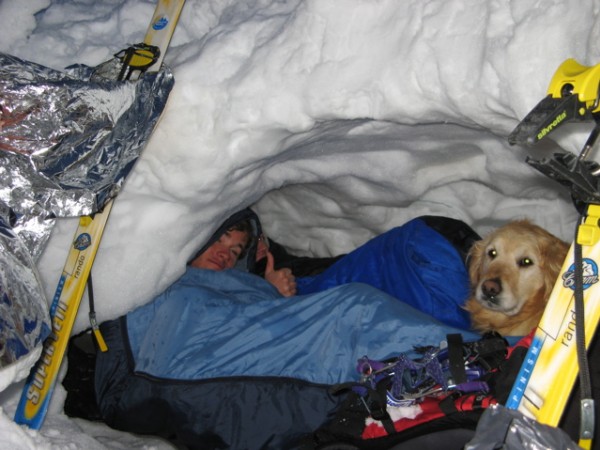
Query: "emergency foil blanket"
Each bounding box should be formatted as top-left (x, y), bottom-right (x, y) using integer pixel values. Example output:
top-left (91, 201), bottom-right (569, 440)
top-left (0, 52), bottom-right (174, 374)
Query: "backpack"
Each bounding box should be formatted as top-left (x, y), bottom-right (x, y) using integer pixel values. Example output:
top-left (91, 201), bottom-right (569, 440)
top-left (302, 332), bottom-right (527, 450)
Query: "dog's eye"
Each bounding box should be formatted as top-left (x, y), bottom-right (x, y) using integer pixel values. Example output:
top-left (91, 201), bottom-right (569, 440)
top-left (487, 248), bottom-right (497, 259)
top-left (518, 257), bottom-right (534, 267)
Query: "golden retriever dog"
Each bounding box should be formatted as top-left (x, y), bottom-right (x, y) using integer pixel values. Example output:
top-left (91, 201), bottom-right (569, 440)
top-left (464, 220), bottom-right (569, 336)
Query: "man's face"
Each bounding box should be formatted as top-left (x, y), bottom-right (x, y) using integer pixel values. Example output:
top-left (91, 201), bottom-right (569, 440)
top-left (190, 229), bottom-right (249, 271)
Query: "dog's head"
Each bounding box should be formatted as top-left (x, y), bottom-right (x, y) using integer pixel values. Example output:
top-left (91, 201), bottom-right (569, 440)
top-left (465, 220), bottom-right (569, 335)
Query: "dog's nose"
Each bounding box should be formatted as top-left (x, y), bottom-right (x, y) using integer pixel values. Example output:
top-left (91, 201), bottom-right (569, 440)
top-left (482, 278), bottom-right (502, 302)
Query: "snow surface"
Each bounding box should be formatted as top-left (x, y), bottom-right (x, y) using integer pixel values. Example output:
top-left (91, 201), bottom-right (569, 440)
top-left (1, 0), bottom-right (600, 447)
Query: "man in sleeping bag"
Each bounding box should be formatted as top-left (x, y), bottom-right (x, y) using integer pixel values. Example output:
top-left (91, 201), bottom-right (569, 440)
top-left (252, 214), bottom-right (480, 329)
top-left (86, 209), bottom-right (480, 450)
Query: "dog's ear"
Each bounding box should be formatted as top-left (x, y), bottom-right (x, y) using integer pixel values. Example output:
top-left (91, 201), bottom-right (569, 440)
top-left (539, 235), bottom-right (569, 294)
top-left (467, 239), bottom-right (486, 284)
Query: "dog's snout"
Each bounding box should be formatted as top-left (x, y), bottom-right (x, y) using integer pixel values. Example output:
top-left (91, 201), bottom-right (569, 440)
top-left (481, 278), bottom-right (502, 302)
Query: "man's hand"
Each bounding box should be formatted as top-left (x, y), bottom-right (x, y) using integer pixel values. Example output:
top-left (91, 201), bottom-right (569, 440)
top-left (264, 251), bottom-right (297, 297)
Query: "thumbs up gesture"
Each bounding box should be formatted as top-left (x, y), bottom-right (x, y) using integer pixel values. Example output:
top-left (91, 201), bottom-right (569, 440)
top-left (264, 251), bottom-right (297, 297)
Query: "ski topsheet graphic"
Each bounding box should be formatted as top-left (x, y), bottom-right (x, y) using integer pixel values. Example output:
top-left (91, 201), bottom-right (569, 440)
top-left (14, 209), bottom-right (113, 429)
top-left (14, 0), bottom-right (186, 430)
top-left (505, 229), bottom-right (598, 420)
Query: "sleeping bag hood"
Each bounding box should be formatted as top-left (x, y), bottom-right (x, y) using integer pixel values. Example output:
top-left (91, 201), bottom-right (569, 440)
top-left (187, 208), bottom-right (263, 273)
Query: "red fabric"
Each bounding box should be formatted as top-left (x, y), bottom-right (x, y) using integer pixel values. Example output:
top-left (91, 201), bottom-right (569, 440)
top-left (362, 393), bottom-right (497, 439)
top-left (505, 329), bottom-right (534, 359)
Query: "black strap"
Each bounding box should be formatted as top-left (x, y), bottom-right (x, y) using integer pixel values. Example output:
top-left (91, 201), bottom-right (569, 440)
top-left (438, 393), bottom-right (459, 415)
top-left (448, 333), bottom-right (467, 384)
top-left (468, 332), bottom-right (508, 371)
top-left (372, 381), bottom-right (396, 435)
top-left (87, 270), bottom-right (109, 351)
top-left (574, 210), bottom-right (594, 441)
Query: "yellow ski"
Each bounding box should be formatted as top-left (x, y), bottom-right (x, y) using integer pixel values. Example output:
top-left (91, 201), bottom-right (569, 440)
top-left (14, 202), bottom-right (113, 428)
top-left (507, 58), bottom-right (600, 449)
top-left (505, 207), bottom-right (600, 422)
top-left (14, 0), bottom-right (186, 429)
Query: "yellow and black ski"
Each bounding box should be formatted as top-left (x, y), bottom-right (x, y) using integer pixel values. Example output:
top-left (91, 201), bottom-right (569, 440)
top-left (14, 0), bottom-right (186, 429)
top-left (506, 58), bottom-right (600, 450)
top-left (505, 216), bottom-right (600, 448)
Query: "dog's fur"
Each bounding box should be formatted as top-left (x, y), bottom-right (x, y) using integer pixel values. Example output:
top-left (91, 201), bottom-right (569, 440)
top-left (464, 220), bottom-right (569, 336)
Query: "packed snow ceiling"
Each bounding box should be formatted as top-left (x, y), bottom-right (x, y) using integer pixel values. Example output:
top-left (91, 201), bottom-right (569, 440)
top-left (0, 2), bottom-right (599, 442)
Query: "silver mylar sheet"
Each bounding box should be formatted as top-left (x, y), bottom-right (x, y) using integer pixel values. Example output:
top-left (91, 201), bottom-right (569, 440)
top-left (0, 52), bottom-right (174, 259)
top-left (0, 204), bottom-right (50, 374)
top-left (465, 404), bottom-right (581, 450)
top-left (0, 52), bottom-right (174, 372)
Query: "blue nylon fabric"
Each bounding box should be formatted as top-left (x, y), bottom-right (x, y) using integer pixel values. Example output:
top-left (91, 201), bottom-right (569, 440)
top-left (126, 267), bottom-right (479, 385)
top-left (296, 218), bottom-right (472, 329)
top-left (96, 318), bottom-right (345, 450)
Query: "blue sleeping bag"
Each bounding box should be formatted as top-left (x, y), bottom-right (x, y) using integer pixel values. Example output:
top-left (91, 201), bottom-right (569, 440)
top-left (127, 268), bottom-right (477, 383)
top-left (95, 267), bottom-right (479, 449)
top-left (296, 217), bottom-right (472, 329)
